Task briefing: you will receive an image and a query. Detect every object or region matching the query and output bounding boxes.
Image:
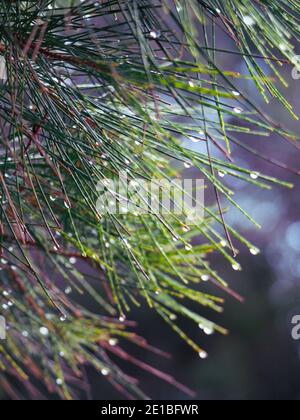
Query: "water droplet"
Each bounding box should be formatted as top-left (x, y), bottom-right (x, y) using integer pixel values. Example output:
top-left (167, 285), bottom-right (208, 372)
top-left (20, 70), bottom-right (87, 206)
top-left (64, 201), bottom-right (71, 209)
top-left (56, 378), bottom-right (63, 386)
top-left (218, 171), bottom-right (226, 178)
top-left (233, 107), bottom-right (243, 114)
top-left (109, 338), bottom-right (118, 346)
top-left (250, 248), bottom-right (260, 256)
top-left (184, 162), bottom-right (192, 169)
top-left (243, 16), bottom-right (255, 26)
top-left (232, 263), bottom-right (242, 271)
top-left (39, 327), bottom-right (49, 336)
top-left (185, 244), bottom-right (192, 251)
top-left (250, 172), bottom-right (260, 180)
top-left (204, 327), bottom-right (214, 336)
top-left (60, 315), bottom-right (67, 322)
top-left (232, 90), bottom-right (240, 96)
top-left (69, 257), bottom-right (77, 265)
top-left (22, 331), bottom-right (29, 338)
top-left (191, 137), bottom-right (201, 143)
top-left (101, 368), bottom-right (110, 376)
top-left (119, 315), bottom-right (126, 322)
top-left (199, 351), bottom-right (208, 360)
top-left (65, 287), bottom-right (72, 295)
top-left (150, 30), bottom-right (161, 39)
top-left (201, 275), bottom-right (210, 282)
top-left (182, 225), bottom-right (190, 233)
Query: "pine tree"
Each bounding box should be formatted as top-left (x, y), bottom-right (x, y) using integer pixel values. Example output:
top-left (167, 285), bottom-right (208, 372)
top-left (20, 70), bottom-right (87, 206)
top-left (0, 0), bottom-right (299, 400)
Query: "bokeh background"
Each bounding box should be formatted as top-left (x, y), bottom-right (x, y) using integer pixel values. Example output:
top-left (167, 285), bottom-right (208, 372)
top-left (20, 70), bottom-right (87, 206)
top-left (87, 34), bottom-right (300, 401)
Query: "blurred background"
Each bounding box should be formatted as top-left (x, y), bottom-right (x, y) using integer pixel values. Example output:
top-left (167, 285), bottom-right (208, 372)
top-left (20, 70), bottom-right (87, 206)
top-left (87, 34), bottom-right (300, 401)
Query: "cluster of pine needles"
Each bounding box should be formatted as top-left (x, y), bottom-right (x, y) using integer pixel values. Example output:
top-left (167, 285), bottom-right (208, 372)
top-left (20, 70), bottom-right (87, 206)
top-left (0, 0), bottom-right (300, 399)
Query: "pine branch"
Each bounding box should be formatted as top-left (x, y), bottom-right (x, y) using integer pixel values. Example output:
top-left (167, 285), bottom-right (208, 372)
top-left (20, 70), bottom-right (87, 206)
top-left (0, 0), bottom-right (299, 399)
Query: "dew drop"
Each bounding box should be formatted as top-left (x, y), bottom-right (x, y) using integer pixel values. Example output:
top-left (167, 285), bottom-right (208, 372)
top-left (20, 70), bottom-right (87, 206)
top-left (204, 327), bottom-right (214, 336)
top-left (250, 248), bottom-right (260, 256)
top-left (250, 172), bottom-right (260, 180)
top-left (201, 274), bottom-right (210, 282)
top-left (199, 351), bottom-right (208, 360)
top-left (150, 30), bottom-right (161, 39)
top-left (184, 162), bottom-right (192, 169)
top-left (101, 368), bottom-right (110, 376)
top-left (182, 225), bottom-right (190, 233)
top-left (232, 263), bottom-right (242, 272)
top-left (56, 378), bottom-right (63, 386)
top-left (39, 327), bottom-right (49, 336)
top-left (233, 107), bottom-right (243, 114)
top-left (243, 15), bottom-right (255, 26)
